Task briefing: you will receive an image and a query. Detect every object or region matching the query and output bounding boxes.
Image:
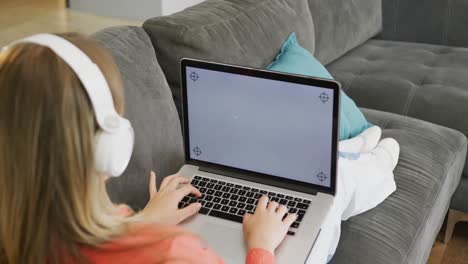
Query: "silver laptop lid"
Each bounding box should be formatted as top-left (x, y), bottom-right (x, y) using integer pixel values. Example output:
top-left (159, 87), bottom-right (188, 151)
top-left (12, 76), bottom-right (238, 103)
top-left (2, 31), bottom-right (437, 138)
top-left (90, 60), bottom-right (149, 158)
top-left (181, 59), bottom-right (340, 195)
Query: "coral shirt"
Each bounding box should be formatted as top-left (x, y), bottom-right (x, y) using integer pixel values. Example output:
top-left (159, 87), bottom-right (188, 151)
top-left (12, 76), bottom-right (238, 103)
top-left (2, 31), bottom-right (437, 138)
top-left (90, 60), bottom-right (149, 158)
top-left (82, 222), bottom-right (274, 264)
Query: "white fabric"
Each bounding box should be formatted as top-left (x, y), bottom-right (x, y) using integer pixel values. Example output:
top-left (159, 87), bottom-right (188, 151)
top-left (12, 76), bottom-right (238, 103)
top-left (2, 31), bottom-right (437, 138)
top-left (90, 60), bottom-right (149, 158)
top-left (339, 125), bottom-right (381, 153)
top-left (306, 128), bottom-right (397, 263)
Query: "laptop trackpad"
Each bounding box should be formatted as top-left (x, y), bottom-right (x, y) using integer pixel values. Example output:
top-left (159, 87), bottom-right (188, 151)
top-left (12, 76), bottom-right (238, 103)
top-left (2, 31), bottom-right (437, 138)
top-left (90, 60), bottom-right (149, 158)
top-left (202, 222), bottom-right (244, 263)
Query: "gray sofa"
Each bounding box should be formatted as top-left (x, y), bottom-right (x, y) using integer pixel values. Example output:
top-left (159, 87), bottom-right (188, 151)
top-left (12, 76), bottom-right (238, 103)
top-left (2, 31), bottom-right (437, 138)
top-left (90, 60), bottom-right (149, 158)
top-left (92, 0), bottom-right (468, 263)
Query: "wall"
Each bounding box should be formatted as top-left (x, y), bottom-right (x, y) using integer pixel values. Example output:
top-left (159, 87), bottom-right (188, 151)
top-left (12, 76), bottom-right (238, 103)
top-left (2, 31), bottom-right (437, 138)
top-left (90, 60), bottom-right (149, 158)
top-left (69, 0), bottom-right (205, 21)
top-left (162, 0), bottom-right (205, 15)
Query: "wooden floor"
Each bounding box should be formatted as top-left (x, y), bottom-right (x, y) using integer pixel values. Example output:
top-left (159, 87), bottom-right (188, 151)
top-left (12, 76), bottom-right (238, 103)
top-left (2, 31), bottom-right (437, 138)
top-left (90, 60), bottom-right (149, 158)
top-left (0, 0), bottom-right (141, 46)
top-left (1, 0), bottom-right (468, 263)
top-left (428, 221), bottom-right (468, 264)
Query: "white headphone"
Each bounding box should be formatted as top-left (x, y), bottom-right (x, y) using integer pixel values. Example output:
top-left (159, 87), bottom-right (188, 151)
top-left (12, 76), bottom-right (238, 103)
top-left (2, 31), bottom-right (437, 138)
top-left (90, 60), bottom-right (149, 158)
top-left (4, 34), bottom-right (134, 177)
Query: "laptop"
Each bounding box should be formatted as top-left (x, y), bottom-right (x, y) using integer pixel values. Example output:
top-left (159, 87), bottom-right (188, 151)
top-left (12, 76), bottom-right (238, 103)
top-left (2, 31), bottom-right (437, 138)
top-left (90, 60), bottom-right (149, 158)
top-left (177, 58), bottom-right (340, 264)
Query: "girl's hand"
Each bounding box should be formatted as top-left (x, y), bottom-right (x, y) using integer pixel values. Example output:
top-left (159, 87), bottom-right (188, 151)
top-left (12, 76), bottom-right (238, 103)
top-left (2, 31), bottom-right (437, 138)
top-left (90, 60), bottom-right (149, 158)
top-left (242, 195), bottom-right (297, 254)
top-left (138, 171), bottom-right (202, 225)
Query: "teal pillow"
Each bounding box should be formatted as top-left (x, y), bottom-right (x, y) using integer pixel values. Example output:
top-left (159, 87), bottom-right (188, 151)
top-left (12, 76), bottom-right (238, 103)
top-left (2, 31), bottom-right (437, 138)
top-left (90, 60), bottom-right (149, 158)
top-left (267, 33), bottom-right (371, 141)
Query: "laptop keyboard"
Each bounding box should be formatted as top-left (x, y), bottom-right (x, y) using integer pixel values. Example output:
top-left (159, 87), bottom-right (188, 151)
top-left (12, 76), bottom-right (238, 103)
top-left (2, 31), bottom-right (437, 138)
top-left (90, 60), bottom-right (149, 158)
top-left (178, 175), bottom-right (311, 236)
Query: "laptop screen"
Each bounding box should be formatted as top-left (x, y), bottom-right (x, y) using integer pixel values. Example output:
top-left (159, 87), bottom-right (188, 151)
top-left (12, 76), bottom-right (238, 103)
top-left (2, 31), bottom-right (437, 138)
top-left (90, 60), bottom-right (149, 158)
top-left (182, 60), bottom-right (339, 194)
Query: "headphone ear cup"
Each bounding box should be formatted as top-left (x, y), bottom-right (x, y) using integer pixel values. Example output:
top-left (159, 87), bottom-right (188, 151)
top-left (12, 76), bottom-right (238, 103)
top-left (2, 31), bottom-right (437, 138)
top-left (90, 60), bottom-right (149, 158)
top-left (95, 121), bottom-right (134, 177)
top-left (95, 131), bottom-right (111, 175)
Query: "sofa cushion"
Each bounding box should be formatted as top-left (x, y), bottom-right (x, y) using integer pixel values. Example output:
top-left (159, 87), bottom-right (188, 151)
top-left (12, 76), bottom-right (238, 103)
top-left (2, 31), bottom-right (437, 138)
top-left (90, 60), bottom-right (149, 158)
top-left (266, 32), bottom-right (371, 141)
top-left (308, 0), bottom-right (382, 64)
top-left (92, 26), bottom-right (185, 210)
top-left (143, 0), bottom-right (315, 116)
top-left (328, 39), bottom-right (468, 180)
top-left (330, 108), bottom-right (467, 264)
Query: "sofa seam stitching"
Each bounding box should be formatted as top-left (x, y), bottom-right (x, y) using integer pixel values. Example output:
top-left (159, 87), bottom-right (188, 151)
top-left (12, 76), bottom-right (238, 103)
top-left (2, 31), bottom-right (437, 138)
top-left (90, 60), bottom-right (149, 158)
top-left (394, 0), bottom-right (400, 38)
top-left (98, 27), bottom-right (136, 46)
top-left (381, 118), bottom-right (391, 130)
top-left (443, 0), bottom-right (453, 45)
top-left (402, 138), bottom-right (467, 264)
top-left (341, 71), bottom-right (359, 94)
top-left (402, 83), bottom-right (417, 116)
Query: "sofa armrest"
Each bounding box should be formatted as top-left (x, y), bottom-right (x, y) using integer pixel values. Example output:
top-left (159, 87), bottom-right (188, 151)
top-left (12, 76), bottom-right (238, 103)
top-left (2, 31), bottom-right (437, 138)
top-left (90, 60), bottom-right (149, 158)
top-left (379, 0), bottom-right (468, 48)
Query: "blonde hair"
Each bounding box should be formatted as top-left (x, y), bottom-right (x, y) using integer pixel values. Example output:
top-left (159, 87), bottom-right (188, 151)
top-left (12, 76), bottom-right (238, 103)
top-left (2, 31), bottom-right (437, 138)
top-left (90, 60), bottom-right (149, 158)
top-left (0, 33), bottom-right (127, 263)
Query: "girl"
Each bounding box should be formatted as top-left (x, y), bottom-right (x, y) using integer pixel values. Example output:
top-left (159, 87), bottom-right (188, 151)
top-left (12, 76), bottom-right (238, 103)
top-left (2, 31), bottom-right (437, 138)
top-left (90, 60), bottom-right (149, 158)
top-left (0, 33), bottom-right (296, 264)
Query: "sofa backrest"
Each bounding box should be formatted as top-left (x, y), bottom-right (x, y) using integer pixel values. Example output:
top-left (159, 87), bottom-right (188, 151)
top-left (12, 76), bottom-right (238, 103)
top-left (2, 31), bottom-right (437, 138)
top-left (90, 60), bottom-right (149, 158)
top-left (308, 0), bottom-right (382, 65)
top-left (92, 26), bottom-right (184, 210)
top-left (142, 0), bottom-right (316, 117)
top-left (380, 0), bottom-right (468, 48)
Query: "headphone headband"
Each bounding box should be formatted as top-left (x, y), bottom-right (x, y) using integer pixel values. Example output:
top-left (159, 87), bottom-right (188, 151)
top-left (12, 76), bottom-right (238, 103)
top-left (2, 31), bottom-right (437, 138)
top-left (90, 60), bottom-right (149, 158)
top-left (3, 33), bottom-right (135, 177)
top-left (5, 34), bottom-right (121, 132)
